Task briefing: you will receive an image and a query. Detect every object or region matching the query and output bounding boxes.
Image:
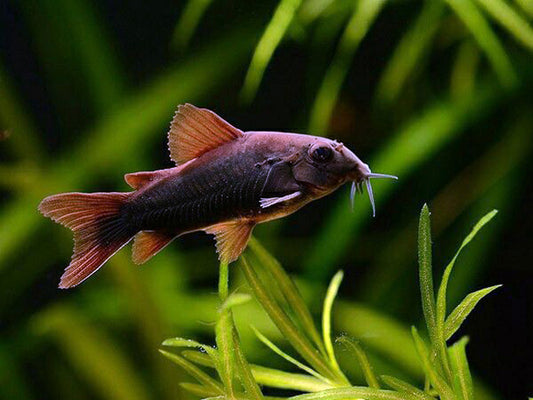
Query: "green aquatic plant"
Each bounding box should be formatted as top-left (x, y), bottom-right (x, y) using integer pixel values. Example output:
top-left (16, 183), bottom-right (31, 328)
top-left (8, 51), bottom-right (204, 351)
top-left (239, 0), bottom-right (533, 132)
top-left (161, 205), bottom-right (500, 399)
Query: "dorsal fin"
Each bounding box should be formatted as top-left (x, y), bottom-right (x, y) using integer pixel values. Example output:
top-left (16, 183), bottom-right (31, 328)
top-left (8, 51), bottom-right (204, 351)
top-left (204, 220), bottom-right (255, 264)
top-left (168, 104), bottom-right (243, 165)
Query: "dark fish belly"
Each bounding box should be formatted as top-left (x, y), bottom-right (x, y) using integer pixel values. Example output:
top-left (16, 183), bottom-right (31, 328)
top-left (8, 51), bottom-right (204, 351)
top-left (122, 158), bottom-right (269, 233)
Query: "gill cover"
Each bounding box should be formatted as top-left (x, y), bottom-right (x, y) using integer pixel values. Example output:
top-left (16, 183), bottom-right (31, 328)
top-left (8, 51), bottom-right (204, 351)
top-left (292, 159), bottom-right (329, 187)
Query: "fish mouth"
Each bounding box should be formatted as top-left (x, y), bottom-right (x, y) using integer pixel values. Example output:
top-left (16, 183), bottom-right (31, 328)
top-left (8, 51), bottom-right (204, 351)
top-left (350, 170), bottom-right (398, 217)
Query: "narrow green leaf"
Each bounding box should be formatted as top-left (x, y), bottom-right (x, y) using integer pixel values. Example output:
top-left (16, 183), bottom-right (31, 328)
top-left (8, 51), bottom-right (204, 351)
top-left (162, 340), bottom-right (220, 398)
top-left (436, 210), bottom-right (498, 339)
top-left (179, 382), bottom-right (220, 398)
top-left (322, 271), bottom-right (344, 374)
top-left (248, 237), bottom-right (325, 355)
top-left (252, 365), bottom-right (333, 392)
top-left (309, 0), bottom-right (386, 134)
top-left (448, 337), bottom-right (474, 400)
top-left (161, 337), bottom-right (218, 359)
top-left (376, 1), bottom-right (444, 104)
top-left (251, 326), bottom-right (328, 383)
top-left (411, 327), bottom-right (454, 400)
top-left (172, 0), bottom-right (214, 49)
top-left (232, 328), bottom-right (264, 400)
top-left (515, 0), bottom-right (533, 18)
top-left (336, 336), bottom-right (379, 388)
top-left (182, 351), bottom-right (334, 392)
top-left (181, 350), bottom-right (215, 368)
top-left (288, 387), bottom-right (418, 400)
top-left (435, 212), bottom-right (498, 379)
top-left (444, 285), bottom-right (502, 340)
top-left (240, 256), bottom-right (337, 381)
top-left (417, 205), bottom-right (438, 348)
top-left (297, 0), bottom-right (342, 24)
top-left (450, 41), bottom-right (480, 99)
top-left (380, 375), bottom-right (433, 400)
top-left (335, 302), bottom-right (421, 377)
top-left (221, 293), bottom-right (252, 311)
top-left (445, 0), bottom-right (517, 87)
top-left (159, 350), bottom-right (224, 394)
top-left (475, 0), bottom-right (533, 50)
top-left (241, 0), bottom-right (303, 102)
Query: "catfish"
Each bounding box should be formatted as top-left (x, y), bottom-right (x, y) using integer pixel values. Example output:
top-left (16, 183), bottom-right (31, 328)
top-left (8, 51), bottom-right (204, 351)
top-left (39, 104), bottom-right (396, 288)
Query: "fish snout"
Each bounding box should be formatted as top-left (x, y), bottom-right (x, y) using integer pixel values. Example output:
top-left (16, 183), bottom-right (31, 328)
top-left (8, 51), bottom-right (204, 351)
top-left (352, 162), bottom-right (372, 182)
top-left (340, 147), bottom-right (370, 182)
top-left (348, 160), bottom-right (398, 217)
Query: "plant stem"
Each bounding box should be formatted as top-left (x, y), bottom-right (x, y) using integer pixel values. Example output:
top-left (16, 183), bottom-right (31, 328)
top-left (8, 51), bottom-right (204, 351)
top-left (219, 261), bottom-right (229, 301)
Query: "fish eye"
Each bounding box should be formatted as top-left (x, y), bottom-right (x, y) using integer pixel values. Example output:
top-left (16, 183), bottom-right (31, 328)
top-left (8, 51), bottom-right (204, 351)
top-left (310, 145), bottom-right (333, 163)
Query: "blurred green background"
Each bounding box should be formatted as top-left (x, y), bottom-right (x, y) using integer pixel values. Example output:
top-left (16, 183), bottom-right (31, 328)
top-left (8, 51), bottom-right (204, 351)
top-left (1, 0), bottom-right (532, 399)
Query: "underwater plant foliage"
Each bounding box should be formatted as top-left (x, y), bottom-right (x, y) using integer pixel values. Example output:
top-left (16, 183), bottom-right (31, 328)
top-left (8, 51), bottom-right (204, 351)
top-left (161, 206), bottom-right (501, 400)
top-left (1, 0), bottom-right (532, 399)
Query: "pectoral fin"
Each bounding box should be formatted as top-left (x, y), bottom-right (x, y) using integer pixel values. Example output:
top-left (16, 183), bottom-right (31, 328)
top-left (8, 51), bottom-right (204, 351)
top-left (204, 220), bottom-right (255, 264)
top-left (132, 231), bottom-right (175, 264)
top-left (260, 191), bottom-right (301, 208)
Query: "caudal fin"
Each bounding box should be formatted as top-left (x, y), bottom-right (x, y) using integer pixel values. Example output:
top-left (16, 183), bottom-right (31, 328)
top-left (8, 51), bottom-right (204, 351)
top-left (38, 192), bottom-right (133, 288)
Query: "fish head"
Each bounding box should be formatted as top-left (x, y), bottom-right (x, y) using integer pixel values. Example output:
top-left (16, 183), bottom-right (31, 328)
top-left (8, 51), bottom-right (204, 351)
top-left (292, 137), bottom-right (367, 193)
top-left (244, 131), bottom-right (397, 216)
top-left (290, 135), bottom-right (397, 216)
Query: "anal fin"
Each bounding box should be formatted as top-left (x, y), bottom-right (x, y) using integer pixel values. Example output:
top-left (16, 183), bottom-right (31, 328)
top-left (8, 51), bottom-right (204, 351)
top-left (132, 231), bottom-right (175, 264)
top-left (204, 220), bottom-right (255, 264)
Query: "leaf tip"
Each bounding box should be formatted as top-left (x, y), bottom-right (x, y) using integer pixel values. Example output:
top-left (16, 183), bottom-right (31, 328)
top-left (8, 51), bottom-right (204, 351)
top-left (158, 349), bottom-right (172, 358)
top-left (410, 325), bottom-right (419, 337)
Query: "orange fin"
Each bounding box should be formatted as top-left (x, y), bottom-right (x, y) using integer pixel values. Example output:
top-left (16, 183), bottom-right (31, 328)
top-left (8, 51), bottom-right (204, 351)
top-left (204, 220), bottom-right (255, 264)
top-left (38, 192), bottom-right (133, 288)
top-left (124, 168), bottom-right (179, 190)
top-left (132, 231), bottom-right (175, 264)
top-left (168, 104), bottom-right (243, 165)
top-left (124, 171), bottom-right (160, 189)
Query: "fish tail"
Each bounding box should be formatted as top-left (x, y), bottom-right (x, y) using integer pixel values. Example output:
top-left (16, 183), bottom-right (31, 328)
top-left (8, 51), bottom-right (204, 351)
top-left (38, 192), bottom-right (134, 288)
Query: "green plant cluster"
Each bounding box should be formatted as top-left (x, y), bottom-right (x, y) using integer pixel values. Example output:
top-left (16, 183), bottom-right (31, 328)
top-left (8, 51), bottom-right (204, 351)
top-left (161, 205), bottom-right (500, 400)
top-left (1, 1), bottom-right (532, 399)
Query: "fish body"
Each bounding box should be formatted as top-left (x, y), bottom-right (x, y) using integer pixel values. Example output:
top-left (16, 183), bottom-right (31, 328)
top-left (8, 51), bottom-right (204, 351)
top-left (125, 131), bottom-right (362, 230)
top-left (39, 104), bottom-right (395, 288)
